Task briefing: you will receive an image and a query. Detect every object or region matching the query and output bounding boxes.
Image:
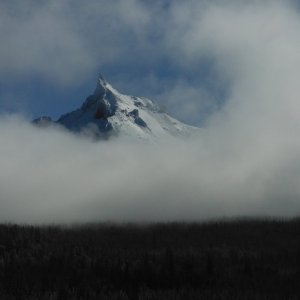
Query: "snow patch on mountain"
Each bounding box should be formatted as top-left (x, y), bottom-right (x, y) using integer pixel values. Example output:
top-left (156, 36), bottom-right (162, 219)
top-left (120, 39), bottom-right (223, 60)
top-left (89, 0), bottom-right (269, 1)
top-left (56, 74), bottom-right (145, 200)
top-left (34, 75), bottom-right (199, 141)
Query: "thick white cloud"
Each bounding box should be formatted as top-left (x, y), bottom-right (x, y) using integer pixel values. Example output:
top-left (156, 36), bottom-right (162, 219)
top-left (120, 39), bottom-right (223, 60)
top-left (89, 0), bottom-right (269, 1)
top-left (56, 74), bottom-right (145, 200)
top-left (0, 111), bottom-right (299, 224)
top-left (1, 0), bottom-right (300, 223)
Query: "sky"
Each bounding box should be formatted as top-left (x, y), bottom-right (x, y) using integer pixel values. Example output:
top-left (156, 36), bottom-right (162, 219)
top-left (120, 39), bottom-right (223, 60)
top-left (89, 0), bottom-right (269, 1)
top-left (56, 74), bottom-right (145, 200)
top-left (1, 0), bottom-right (300, 223)
top-left (0, 0), bottom-right (230, 125)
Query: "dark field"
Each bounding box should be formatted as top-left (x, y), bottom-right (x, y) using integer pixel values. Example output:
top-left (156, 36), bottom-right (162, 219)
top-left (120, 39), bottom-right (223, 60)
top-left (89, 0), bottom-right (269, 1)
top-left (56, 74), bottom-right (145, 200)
top-left (0, 219), bottom-right (300, 299)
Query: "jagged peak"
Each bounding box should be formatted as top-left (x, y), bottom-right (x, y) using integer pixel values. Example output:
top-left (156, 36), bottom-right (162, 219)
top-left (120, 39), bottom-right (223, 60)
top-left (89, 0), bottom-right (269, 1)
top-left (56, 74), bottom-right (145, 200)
top-left (93, 74), bottom-right (109, 97)
top-left (98, 74), bottom-right (107, 86)
top-left (80, 74), bottom-right (117, 117)
top-left (33, 72), bottom-right (199, 140)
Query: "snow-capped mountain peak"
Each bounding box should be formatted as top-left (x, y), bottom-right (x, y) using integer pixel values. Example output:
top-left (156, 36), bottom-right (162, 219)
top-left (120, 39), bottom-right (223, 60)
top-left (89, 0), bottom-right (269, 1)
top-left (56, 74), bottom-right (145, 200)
top-left (34, 75), bottom-right (199, 141)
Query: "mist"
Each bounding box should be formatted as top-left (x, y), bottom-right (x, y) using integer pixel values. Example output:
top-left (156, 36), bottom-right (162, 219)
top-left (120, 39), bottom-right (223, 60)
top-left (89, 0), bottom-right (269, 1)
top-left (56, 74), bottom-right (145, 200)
top-left (1, 0), bottom-right (300, 223)
top-left (0, 112), bottom-right (300, 224)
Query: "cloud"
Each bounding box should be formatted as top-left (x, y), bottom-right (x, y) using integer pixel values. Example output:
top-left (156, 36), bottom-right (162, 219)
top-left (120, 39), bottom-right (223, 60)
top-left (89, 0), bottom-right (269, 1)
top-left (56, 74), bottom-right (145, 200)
top-left (0, 0), bottom-right (164, 86)
top-left (0, 1), bottom-right (92, 85)
top-left (1, 0), bottom-right (300, 223)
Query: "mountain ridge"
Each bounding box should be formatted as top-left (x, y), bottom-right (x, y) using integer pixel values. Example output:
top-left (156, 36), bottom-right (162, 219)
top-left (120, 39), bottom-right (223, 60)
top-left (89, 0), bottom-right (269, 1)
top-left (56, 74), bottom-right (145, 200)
top-left (33, 75), bottom-right (199, 141)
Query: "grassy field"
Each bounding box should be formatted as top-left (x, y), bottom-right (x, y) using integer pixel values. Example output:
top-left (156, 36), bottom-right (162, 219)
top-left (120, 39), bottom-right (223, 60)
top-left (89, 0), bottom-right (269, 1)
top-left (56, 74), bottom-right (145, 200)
top-left (0, 218), bottom-right (300, 299)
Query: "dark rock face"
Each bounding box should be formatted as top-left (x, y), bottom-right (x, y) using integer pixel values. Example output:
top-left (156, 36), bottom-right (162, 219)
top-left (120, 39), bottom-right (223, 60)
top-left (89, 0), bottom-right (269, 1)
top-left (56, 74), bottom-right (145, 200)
top-left (128, 109), bottom-right (147, 128)
top-left (102, 89), bottom-right (117, 117)
top-left (128, 109), bottom-right (139, 118)
top-left (81, 84), bottom-right (117, 119)
top-left (94, 107), bottom-right (106, 119)
top-left (56, 76), bottom-right (118, 137)
top-left (134, 100), bottom-right (143, 107)
top-left (134, 117), bottom-right (147, 127)
top-left (81, 95), bottom-right (95, 110)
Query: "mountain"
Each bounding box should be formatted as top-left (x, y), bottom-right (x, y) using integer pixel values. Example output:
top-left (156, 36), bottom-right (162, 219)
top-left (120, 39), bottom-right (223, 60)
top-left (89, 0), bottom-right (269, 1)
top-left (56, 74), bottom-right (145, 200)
top-left (33, 75), bottom-right (199, 141)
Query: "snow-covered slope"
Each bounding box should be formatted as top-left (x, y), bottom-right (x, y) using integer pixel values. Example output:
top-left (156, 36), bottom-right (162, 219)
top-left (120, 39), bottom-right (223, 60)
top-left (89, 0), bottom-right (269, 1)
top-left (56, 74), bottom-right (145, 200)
top-left (34, 76), bottom-right (199, 141)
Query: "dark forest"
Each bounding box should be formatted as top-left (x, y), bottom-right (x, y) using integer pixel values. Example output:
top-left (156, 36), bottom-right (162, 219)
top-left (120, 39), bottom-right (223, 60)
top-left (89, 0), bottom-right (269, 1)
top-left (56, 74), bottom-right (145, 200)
top-left (0, 219), bottom-right (300, 299)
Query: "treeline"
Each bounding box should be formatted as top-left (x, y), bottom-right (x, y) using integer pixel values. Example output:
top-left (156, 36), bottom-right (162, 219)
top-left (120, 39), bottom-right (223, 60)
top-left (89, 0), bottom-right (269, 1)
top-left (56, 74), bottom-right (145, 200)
top-left (0, 219), bottom-right (300, 299)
